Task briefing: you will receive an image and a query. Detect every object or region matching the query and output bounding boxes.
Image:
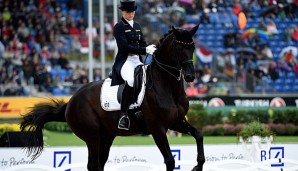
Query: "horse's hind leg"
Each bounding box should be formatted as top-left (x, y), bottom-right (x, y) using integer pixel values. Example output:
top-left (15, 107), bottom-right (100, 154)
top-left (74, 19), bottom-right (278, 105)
top-left (151, 130), bottom-right (175, 171)
top-left (171, 119), bottom-right (205, 171)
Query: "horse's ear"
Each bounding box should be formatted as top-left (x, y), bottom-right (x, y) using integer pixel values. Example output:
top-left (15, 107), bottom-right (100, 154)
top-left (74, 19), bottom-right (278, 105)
top-left (190, 23), bottom-right (200, 36)
top-left (171, 25), bottom-right (176, 31)
top-left (171, 25), bottom-right (178, 34)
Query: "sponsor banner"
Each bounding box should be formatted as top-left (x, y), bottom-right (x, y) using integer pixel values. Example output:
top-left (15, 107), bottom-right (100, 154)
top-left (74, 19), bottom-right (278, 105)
top-left (0, 97), bottom-right (71, 118)
top-left (0, 144), bottom-right (297, 170)
top-left (188, 96), bottom-right (298, 108)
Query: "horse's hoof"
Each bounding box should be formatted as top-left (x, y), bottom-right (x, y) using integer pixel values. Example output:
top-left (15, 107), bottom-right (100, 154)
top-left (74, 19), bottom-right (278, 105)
top-left (191, 165), bottom-right (202, 171)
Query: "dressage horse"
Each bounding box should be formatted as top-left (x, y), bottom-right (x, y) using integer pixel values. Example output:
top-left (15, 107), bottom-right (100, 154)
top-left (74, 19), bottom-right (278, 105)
top-left (20, 24), bottom-right (205, 171)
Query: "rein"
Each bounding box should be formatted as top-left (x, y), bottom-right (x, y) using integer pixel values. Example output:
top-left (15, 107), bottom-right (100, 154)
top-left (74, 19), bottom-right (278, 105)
top-left (152, 39), bottom-right (194, 81)
top-left (153, 56), bottom-right (183, 81)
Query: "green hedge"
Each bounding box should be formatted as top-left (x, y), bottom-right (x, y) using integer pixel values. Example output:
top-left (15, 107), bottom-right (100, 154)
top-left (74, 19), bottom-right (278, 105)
top-left (187, 104), bottom-right (298, 136)
top-left (44, 122), bottom-right (72, 132)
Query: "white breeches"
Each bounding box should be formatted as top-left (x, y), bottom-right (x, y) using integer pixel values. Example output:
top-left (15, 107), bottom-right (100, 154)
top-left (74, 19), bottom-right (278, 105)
top-left (121, 55), bottom-right (143, 87)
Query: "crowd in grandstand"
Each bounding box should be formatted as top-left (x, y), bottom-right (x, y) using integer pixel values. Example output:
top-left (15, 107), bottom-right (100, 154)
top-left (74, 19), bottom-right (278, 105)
top-left (0, 0), bottom-right (298, 97)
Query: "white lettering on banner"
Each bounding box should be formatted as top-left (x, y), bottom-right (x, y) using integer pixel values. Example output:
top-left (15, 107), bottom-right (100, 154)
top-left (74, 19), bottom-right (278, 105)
top-left (0, 144), bottom-right (297, 170)
top-left (234, 99), bottom-right (270, 107)
top-left (189, 100), bottom-right (208, 107)
top-left (295, 99), bottom-right (298, 107)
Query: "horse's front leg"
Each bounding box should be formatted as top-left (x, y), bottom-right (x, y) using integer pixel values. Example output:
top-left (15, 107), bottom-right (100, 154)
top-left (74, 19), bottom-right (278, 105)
top-left (99, 134), bottom-right (115, 170)
top-left (171, 119), bottom-right (205, 171)
top-left (151, 129), bottom-right (175, 171)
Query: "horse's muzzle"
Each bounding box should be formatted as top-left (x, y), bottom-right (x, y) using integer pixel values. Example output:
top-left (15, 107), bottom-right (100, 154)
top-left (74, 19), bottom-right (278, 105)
top-left (184, 74), bottom-right (195, 82)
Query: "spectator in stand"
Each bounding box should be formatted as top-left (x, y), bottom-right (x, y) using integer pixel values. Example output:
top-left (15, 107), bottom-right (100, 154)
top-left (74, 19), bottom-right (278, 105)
top-left (17, 21), bottom-right (30, 42)
top-left (185, 82), bottom-right (199, 96)
top-left (261, 44), bottom-right (273, 59)
top-left (284, 28), bottom-right (293, 42)
top-left (3, 78), bottom-right (20, 96)
top-left (266, 20), bottom-right (279, 35)
top-left (276, 60), bottom-right (292, 73)
top-left (244, 33), bottom-right (260, 48)
top-left (93, 69), bottom-right (102, 81)
top-left (200, 8), bottom-right (211, 24)
top-left (68, 21), bottom-right (81, 37)
top-left (242, 3), bottom-right (254, 18)
top-left (267, 62), bottom-right (279, 80)
top-left (201, 66), bottom-right (212, 83)
top-left (197, 84), bottom-right (208, 95)
top-left (282, 49), bottom-right (296, 68)
top-left (258, 19), bottom-right (267, 31)
top-left (85, 25), bottom-right (98, 39)
top-left (245, 57), bottom-right (257, 71)
top-left (0, 41), bottom-right (4, 60)
top-left (106, 32), bottom-right (116, 55)
top-left (255, 45), bottom-right (264, 60)
top-left (57, 51), bottom-right (71, 70)
top-left (292, 25), bottom-right (298, 44)
top-left (76, 17), bottom-right (86, 29)
top-left (183, 0), bottom-right (200, 15)
top-left (294, 62), bottom-right (298, 75)
top-left (232, 2), bottom-right (242, 15)
top-left (208, 0), bottom-right (218, 11)
top-left (104, 17), bottom-right (113, 33)
top-left (78, 30), bottom-right (89, 54)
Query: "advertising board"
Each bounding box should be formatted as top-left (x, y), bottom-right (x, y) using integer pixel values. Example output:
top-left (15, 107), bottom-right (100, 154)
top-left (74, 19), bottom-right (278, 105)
top-left (0, 144), bottom-right (297, 170)
top-left (0, 97), bottom-right (70, 118)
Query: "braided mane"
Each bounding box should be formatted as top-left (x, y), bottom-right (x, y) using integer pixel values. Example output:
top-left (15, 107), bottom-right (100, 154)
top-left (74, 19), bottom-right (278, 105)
top-left (157, 28), bottom-right (174, 48)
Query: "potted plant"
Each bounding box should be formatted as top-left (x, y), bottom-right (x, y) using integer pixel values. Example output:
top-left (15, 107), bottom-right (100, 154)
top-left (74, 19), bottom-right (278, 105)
top-left (237, 121), bottom-right (274, 162)
top-left (238, 121), bottom-right (274, 143)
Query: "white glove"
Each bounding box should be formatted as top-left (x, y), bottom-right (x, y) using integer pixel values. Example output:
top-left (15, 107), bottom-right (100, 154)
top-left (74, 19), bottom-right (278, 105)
top-left (146, 44), bottom-right (157, 55)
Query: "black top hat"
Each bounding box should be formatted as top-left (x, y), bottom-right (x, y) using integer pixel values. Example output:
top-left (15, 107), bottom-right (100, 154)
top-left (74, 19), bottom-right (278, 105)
top-left (119, 0), bottom-right (137, 12)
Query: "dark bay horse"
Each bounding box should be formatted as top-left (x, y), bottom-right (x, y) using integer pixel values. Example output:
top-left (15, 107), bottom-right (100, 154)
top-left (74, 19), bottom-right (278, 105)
top-left (20, 24), bottom-right (205, 171)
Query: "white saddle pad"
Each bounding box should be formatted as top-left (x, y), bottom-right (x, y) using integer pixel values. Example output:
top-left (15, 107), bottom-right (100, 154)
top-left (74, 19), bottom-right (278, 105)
top-left (100, 66), bottom-right (147, 111)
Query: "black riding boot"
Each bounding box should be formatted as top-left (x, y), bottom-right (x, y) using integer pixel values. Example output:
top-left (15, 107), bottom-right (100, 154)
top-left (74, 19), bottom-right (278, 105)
top-left (118, 84), bottom-right (133, 130)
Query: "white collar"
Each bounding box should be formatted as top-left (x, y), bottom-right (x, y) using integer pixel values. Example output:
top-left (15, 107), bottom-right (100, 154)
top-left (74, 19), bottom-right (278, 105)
top-left (124, 18), bottom-right (134, 27)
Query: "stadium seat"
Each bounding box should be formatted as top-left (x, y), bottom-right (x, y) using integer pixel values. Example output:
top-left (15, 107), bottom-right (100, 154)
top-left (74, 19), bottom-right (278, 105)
top-left (255, 85), bottom-right (263, 93)
top-left (283, 85), bottom-right (293, 93)
top-left (52, 88), bottom-right (66, 96)
top-left (284, 78), bottom-right (294, 85)
top-left (287, 72), bottom-right (295, 78)
top-left (274, 78), bottom-right (284, 85)
top-left (59, 69), bottom-right (67, 81)
top-left (274, 85), bottom-right (283, 92)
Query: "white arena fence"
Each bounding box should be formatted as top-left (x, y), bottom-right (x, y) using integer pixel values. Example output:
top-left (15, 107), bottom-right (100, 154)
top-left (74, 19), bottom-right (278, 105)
top-left (3, 159), bottom-right (298, 171)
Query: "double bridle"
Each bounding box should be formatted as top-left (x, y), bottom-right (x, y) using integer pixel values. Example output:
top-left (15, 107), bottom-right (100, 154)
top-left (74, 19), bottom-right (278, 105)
top-left (153, 37), bottom-right (195, 81)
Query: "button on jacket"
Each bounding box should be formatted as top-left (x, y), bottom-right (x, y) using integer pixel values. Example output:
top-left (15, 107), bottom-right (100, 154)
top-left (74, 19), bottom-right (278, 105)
top-left (111, 17), bottom-right (147, 86)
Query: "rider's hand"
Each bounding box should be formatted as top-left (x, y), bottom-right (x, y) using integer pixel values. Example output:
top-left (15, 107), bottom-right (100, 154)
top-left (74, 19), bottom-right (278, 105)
top-left (146, 44), bottom-right (157, 55)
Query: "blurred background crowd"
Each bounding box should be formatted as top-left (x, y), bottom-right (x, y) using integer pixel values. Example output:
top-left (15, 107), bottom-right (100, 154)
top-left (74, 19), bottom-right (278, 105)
top-left (0, 0), bottom-right (298, 97)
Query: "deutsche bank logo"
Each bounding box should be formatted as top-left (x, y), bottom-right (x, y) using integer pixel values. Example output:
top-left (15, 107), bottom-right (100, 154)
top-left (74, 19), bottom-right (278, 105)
top-left (54, 151), bottom-right (71, 171)
top-left (261, 147), bottom-right (284, 167)
top-left (171, 149), bottom-right (181, 170)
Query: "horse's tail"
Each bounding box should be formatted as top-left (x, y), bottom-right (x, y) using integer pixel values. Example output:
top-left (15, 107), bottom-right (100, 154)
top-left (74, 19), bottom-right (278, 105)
top-left (20, 98), bottom-right (67, 160)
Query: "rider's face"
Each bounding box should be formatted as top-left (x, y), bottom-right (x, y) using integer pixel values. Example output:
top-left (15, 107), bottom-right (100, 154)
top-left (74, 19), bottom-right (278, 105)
top-left (122, 11), bottom-right (135, 21)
